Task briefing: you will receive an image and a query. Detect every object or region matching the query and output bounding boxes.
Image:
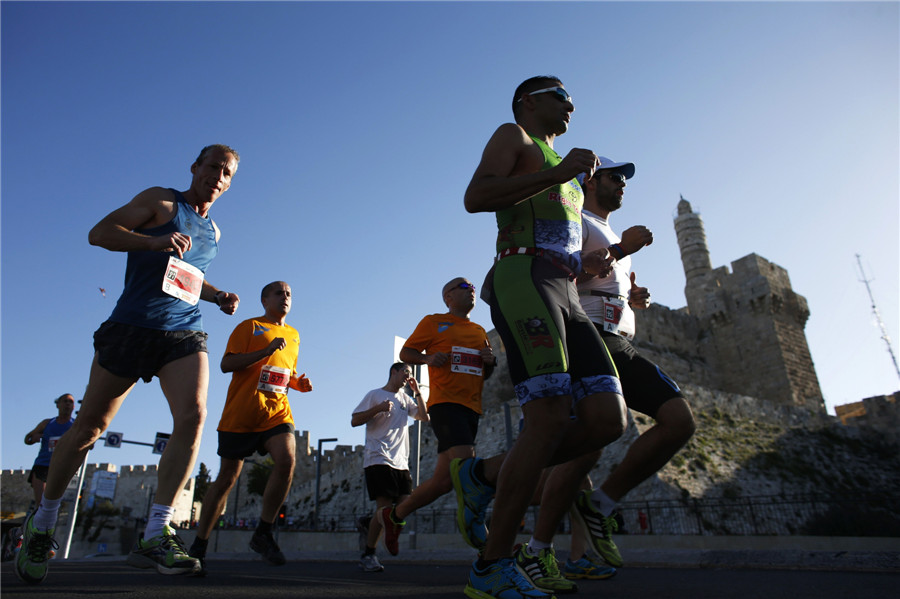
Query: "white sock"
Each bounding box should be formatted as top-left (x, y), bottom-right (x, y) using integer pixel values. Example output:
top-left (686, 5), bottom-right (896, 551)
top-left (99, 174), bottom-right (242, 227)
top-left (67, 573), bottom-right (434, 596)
top-left (33, 497), bottom-right (61, 531)
top-left (527, 537), bottom-right (551, 552)
top-left (143, 504), bottom-right (175, 540)
top-left (589, 488), bottom-right (617, 517)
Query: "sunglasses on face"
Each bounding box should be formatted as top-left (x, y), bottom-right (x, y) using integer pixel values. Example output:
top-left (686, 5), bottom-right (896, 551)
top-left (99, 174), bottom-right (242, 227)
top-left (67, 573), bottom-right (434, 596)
top-left (517, 86), bottom-right (572, 104)
top-left (456, 282), bottom-right (476, 291)
top-left (602, 171), bottom-right (626, 184)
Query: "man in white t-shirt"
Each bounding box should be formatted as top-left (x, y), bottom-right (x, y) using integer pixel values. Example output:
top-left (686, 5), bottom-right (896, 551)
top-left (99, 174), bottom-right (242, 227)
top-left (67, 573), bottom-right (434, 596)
top-left (561, 157), bottom-right (696, 570)
top-left (350, 362), bottom-right (428, 572)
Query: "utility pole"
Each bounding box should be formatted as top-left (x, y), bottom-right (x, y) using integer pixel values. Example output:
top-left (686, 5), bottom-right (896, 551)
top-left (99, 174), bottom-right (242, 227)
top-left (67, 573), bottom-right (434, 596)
top-left (314, 438), bottom-right (338, 530)
top-left (856, 254), bottom-right (900, 381)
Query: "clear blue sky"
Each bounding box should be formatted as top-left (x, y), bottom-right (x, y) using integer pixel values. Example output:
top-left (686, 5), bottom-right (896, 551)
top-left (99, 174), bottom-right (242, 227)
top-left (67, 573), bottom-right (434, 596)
top-left (2, 1), bottom-right (898, 477)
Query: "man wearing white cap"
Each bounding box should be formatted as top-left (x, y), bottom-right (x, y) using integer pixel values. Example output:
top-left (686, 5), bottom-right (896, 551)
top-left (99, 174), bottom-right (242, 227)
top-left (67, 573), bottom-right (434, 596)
top-left (566, 157), bottom-right (696, 568)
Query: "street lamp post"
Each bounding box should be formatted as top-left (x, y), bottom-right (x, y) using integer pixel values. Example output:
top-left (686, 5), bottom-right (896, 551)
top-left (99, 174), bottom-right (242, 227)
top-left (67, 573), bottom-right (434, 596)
top-left (314, 438), bottom-right (338, 530)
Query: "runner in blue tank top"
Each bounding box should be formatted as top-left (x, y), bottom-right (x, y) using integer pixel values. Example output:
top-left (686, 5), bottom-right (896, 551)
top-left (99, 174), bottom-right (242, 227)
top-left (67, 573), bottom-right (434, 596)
top-left (17, 145), bottom-right (241, 585)
top-left (23, 394), bottom-right (75, 508)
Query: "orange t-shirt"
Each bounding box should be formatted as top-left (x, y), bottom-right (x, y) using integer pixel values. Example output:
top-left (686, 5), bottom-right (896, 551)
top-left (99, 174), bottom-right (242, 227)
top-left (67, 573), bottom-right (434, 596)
top-left (404, 313), bottom-right (489, 414)
top-left (217, 318), bottom-right (300, 433)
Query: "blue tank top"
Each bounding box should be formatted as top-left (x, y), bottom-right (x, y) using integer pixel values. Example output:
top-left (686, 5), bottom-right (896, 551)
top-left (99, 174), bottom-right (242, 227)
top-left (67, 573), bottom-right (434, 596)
top-left (109, 189), bottom-right (218, 331)
top-left (34, 416), bottom-right (75, 467)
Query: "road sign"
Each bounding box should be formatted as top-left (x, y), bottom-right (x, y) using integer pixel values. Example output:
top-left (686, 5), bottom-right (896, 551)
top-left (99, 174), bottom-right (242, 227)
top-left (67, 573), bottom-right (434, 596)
top-left (152, 432), bottom-right (171, 455)
top-left (104, 432), bottom-right (123, 448)
top-left (92, 471), bottom-right (118, 499)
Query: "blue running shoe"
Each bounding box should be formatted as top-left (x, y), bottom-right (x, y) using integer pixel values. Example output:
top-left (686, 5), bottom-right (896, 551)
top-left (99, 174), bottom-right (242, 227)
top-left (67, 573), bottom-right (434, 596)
top-left (450, 457), bottom-right (494, 550)
top-left (563, 555), bottom-right (617, 580)
top-left (15, 513), bottom-right (57, 585)
top-left (465, 557), bottom-right (553, 599)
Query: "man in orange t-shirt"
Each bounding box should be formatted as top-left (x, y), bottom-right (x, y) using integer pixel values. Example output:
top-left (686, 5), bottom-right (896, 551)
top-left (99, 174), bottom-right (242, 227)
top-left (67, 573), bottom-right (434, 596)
top-left (189, 281), bottom-right (312, 574)
top-left (378, 276), bottom-right (496, 555)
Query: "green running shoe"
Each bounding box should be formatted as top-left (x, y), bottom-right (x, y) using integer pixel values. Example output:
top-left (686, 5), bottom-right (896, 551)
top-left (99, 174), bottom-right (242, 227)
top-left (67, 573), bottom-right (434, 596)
top-left (514, 544), bottom-right (577, 594)
top-left (126, 525), bottom-right (200, 575)
top-left (15, 513), bottom-right (57, 585)
top-left (570, 490), bottom-right (623, 567)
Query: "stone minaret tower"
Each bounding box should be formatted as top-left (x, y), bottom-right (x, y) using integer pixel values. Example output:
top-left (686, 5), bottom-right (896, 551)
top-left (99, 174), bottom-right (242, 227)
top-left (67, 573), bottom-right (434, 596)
top-left (673, 197), bottom-right (824, 412)
top-left (674, 196), bottom-right (718, 319)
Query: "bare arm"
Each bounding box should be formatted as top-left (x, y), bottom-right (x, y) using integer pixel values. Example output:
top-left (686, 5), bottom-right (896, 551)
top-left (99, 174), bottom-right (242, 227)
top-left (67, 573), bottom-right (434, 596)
top-left (616, 226), bottom-right (653, 257)
top-left (201, 280), bottom-right (240, 315)
top-left (464, 124), bottom-right (598, 213)
top-left (220, 337), bottom-right (285, 374)
top-left (351, 401), bottom-right (391, 427)
top-left (480, 340), bottom-right (497, 381)
top-left (400, 345), bottom-right (449, 368)
top-left (289, 373), bottom-right (313, 393)
top-left (406, 378), bottom-right (430, 423)
top-left (87, 187), bottom-right (193, 255)
top-left (24, 419), bottom-right (50, 445)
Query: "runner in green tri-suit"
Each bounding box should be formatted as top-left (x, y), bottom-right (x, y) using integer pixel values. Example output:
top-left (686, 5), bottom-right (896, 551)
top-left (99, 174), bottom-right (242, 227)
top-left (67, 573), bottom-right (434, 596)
top-left (449, 77), bottom-right (628, 599)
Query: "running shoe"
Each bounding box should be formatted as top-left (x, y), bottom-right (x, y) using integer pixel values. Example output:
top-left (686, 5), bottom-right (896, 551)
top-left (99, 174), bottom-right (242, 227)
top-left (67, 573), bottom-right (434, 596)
top-left (563, 555), bottom-right (617, 580)
top-left (249, 529), bottom-right (286, 565)
top-left (514, 544), bottom-right (577, 594)
top-left (380, 506), bottom-right (405, 556)
top-left (126, 525), bottom-right (200, 575)
top-left (359, 553), bottom-right (384, 572)
top-left (15, 513), bottom-right (57, 585)
top-left (570, 490), bottom-right (623, 567)
top-left (450, 457), bottom-right (493, 550)
top-left (187, 539), bottom-right (208, 577)
top-left (465, 557), bottom-right (553, 599)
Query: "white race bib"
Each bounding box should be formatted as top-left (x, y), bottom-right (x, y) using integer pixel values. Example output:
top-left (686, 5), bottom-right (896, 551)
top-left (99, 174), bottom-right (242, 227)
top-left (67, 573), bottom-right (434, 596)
top-left (258, 364), bottom-right (291, 394)
top-left (48, 436), bottom-right (61, 453)
top-left (162, 256), bottom-right (204, 305)
top-left (450, 346), bottom-right (484, 376)
top-left (601, 296), bottom-right (635, 340)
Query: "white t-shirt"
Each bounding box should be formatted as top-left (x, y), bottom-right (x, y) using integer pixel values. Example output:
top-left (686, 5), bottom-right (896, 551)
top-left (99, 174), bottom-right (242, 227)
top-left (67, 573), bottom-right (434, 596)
top-left (579, 209), bottom-right (636, 338)
top-left (353, 388), bottom-right (420, 469)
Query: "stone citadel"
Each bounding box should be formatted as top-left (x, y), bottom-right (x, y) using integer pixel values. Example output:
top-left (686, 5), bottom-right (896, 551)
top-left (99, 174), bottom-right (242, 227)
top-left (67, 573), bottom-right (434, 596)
top-left (3, 198), bottom-right (896, 544)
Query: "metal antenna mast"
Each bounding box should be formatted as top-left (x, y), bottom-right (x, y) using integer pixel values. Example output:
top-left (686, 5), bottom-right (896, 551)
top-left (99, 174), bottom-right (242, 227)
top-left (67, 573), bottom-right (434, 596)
top-left (856, 254), bottom-right (900, 381)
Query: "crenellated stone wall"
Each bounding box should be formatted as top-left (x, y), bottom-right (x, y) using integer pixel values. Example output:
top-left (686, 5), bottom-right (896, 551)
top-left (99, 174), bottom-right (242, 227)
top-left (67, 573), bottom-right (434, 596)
top-left (1, 463), bottom-right (194, 524)
top-left (673, 199), bottom-right (824, 411)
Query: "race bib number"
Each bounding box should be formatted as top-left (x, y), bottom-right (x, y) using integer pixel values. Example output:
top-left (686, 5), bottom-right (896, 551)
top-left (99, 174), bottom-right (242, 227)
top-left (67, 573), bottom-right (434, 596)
top-left (48, 436), bottom-right (61, 453)
top-left (258, 364), bottom-right (291, 394)
top-left (162, 256), bottom-right (204, 305)
top-left (601, 296), bottom-right (634, 340)
top-left (451, 346), bottom-right (484, 376)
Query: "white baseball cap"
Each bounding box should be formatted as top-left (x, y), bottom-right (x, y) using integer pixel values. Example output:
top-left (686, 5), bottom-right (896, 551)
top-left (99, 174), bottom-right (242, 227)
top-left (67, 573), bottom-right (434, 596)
top-left (577, 156), bottom-right (635, 187)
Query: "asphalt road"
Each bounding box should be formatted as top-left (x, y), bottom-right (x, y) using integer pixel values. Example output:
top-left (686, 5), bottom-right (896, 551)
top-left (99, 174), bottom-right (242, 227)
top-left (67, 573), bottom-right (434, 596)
top-left (2, 556), bottom-right (897, 599)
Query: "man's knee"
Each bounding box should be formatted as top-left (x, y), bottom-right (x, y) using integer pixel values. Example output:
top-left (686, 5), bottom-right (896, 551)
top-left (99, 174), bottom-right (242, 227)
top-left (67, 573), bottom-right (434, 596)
top-left (172, 404), bottom-right (206, 434)
top-left (578, 393), bottom-right (627, 446)
top-left (219, 474), bottom-right (240, 492)
top-left (272, 456), bottom-right (296, 479)
top-left (658, 397), bottom-right (696, 444)
top-left (67, 419), bottom-right (108, 448)
top-left (429, 468), bottom-right (453, 494)
top-left (268, 435), bottom-right (296, 470)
